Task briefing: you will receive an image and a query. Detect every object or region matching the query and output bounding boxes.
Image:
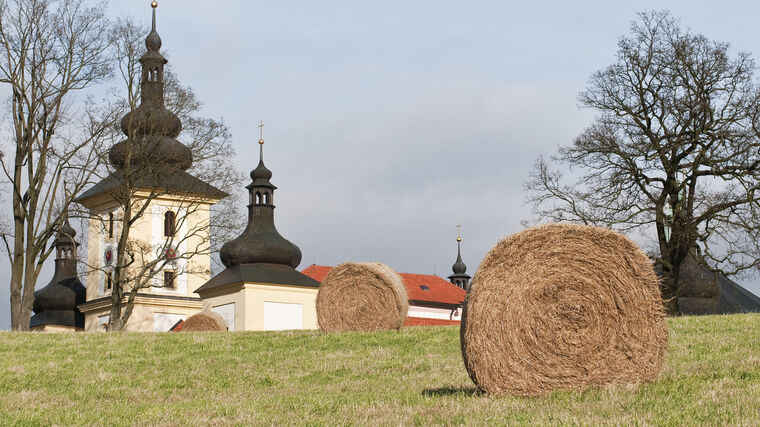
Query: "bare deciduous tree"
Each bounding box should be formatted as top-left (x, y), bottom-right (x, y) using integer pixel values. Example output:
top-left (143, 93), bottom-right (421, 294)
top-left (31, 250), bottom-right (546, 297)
top-left (525, 11), bottom-right (760, 315)
top-left (0, 0), bottom-right (112, 331)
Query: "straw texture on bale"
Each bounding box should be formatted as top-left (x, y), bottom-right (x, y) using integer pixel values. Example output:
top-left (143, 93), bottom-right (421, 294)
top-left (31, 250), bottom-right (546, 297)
top-left (461, 223), bottom-right (667, 396)
top-left (317, 262), bottom-right (408, 332)
top-left (182, 311), bottom-right (228, 332)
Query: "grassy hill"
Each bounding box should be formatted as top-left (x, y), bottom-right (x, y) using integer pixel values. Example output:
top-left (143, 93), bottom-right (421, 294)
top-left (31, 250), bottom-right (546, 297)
top-left (1, 314), bottom-right (758, 425)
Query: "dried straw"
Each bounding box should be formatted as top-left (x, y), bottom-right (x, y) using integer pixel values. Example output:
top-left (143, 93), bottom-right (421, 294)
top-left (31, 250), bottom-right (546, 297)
top-left (182, 311), bottom-right (228, 332)
top-left (460, 223), bottom-right (667, 396)
top-left (317, 262), bottom-right (408, 332)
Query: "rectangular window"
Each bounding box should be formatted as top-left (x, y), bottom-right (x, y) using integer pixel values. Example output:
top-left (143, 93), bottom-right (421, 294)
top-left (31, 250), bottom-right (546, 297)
top-left (105, 271), bottom-right (112, 291)
top-left (164, 271), bottom-right (175, 289)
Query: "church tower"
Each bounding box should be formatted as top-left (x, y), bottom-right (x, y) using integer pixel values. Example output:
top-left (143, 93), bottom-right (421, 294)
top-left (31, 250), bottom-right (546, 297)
top-left (448, 226), bottom-right (471, 291)
top-left (77, 2), bottom-right (226, 331)
top-left (196, 127), bottom-right (319, 331)
top-left (30, 214), bottom-right (86, 332)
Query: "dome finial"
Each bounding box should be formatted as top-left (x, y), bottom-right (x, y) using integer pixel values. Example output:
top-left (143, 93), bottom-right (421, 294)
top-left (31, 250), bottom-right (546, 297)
top-left (456, 223), bottom-right (462, 242)
top-left (145, 1), bottom-right (162, 52)
top-left (258, 120), bottom-right (265, 160)
top-left (151, 2), bottom-right (157, 30)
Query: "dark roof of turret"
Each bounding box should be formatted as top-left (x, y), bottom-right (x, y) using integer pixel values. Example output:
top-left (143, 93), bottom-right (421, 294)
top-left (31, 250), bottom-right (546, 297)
top-left (196, 263), bottom-right (319, 294)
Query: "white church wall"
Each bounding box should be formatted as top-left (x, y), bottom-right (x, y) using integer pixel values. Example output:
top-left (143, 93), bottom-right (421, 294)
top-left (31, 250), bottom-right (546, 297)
top-left (407, 305), bottom-right (461, 320)
top-left (263, 302), bottom-right (303, 331)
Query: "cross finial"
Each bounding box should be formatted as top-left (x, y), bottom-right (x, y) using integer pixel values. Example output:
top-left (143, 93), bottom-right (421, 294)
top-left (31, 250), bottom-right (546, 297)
top-left (456, 223), bottom-right (462, 242)
top-left (258, 120), bottom-right (265, 145)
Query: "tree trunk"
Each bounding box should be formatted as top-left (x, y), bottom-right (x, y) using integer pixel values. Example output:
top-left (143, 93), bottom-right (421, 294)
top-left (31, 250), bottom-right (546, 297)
top-left (660, 274), bottom-right (680, 316)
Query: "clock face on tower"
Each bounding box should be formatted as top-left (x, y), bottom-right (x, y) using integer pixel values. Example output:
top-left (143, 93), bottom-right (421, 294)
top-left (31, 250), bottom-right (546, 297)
top-left (104, 246), bottom-right (113, 265)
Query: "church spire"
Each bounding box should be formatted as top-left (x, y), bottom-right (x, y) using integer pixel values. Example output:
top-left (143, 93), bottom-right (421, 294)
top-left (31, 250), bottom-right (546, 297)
top-left (109, 1), bottom-right (192, 172)
top-left (448, 224), bottom-right (471, 291)
top-left (219, 124), bottom-right (302, 268)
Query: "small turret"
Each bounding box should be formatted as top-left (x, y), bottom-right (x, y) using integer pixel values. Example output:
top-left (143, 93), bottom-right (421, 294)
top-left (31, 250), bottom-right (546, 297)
top-left (219, 122), bottom-right (302, 268)
top-left (30, 213), bottom-right (86, 330)
top-left (448, 225), bottom-right (471, 291)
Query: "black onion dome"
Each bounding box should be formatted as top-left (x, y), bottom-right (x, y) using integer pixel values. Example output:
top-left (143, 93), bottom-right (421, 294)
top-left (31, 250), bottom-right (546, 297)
top-left (452, 251), bottom-right (467, 274)
top-left (146, 29), bottom-right (161, 52)
top-left (249, 159), bottom-right (275, 188)
top-left (251, 159), bottom-right (272, 180)
top-left (219, 142), bottom-right (301, 269)
top-left (219, 228), bottom-right (302, 269)
top-left (32, 278), bottom-right (86, 314)
top-left (109, 136), bottom-right (193, 171)
top-left (59, 217), bottom-right (77, 240)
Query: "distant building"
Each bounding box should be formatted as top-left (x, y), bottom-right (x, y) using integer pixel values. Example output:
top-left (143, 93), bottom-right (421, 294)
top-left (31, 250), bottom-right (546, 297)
top-left (302, 265), bottom-right (466, 326)
top-left (669, 254), bottom-right (760, 315)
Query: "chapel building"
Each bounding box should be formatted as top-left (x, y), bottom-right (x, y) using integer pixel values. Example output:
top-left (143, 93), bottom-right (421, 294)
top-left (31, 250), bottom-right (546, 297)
top-left (194, 135), bottom-right (320, 331)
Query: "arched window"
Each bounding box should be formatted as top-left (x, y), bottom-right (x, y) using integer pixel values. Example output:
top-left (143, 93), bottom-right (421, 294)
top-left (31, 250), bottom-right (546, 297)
top-left (108, 212), bottom-right (114, 238)
top-left (164, 211), bottom-right (176, 237)
top-left (265, 192), bottom-right (271, 204)
top-left (255, 192), bottom-right (262, 205)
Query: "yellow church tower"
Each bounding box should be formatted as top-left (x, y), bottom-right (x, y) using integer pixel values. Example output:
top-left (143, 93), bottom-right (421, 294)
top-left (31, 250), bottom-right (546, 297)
top-left (77, 2), bottom-right (226, 331)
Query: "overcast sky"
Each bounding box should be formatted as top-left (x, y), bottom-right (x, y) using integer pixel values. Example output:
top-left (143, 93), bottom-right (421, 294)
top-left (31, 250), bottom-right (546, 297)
top-left (3, 1), bottom-right (760, 329)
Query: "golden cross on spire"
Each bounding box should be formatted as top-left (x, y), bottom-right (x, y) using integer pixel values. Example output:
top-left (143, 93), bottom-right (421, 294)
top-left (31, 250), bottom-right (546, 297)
top-left (258, 120), bottom-right (265, 145)
top-left (457, 223), bottom-right (462, 242)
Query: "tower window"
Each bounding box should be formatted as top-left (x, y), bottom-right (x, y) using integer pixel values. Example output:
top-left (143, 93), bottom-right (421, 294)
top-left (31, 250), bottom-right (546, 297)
top-left (105, 271), bottom-right (113, 292)
top-left (265, 192), bottom-right (271, 204)
top-left (108, 212), bottom-right (114, 238)
top-left (255, 192), bottom-right (262, 205)
top-left (164, 211), bottom-right (176, 237)
top-left (164, 271), bottom-right (175, 289)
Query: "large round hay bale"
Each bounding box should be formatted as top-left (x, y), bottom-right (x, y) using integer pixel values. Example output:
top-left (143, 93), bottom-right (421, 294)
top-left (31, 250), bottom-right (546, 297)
top-left (317, 262), bottom-right (408, 332)
top-left (182, 311), bottom-right (228, 332)
top-left (461, 223), bottom-right (667, 396)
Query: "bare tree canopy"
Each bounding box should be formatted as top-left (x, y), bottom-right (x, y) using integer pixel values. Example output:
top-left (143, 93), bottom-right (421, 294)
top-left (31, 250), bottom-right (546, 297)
top-left (525, 11), bottom-right (760, 315)
top-left (0, 0), bottom-right (112, 330)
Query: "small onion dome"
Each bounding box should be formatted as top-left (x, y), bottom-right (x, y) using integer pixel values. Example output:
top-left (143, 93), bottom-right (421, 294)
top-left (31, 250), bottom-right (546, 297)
top-left (452, 253), bottom-right (467, 274)
top-left (250, 159), bottom-right (274, 186)
top-left (58, 217), bottom-right (77, 240)
top-left (145, 28), bottom-right (161, 52)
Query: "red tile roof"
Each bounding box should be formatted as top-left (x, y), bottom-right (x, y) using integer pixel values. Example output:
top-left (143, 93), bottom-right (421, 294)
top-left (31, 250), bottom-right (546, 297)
top-left (404, 317), bottom-right (460, 327)
top-left (301, 265), bottom-right (466, 306)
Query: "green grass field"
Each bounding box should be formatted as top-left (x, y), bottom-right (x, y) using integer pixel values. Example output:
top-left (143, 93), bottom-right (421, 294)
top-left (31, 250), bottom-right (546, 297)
top-left (1, 314), bottom-right (759, 425)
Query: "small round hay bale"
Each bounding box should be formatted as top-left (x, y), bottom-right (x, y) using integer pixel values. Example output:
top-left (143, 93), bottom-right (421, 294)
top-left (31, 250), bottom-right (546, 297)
top-left (461, 223), bottom-right (667, 396)
top-left (182, 311), bottom-right (228, 332)
top-left (317, 262), bottom-right (408, 332)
